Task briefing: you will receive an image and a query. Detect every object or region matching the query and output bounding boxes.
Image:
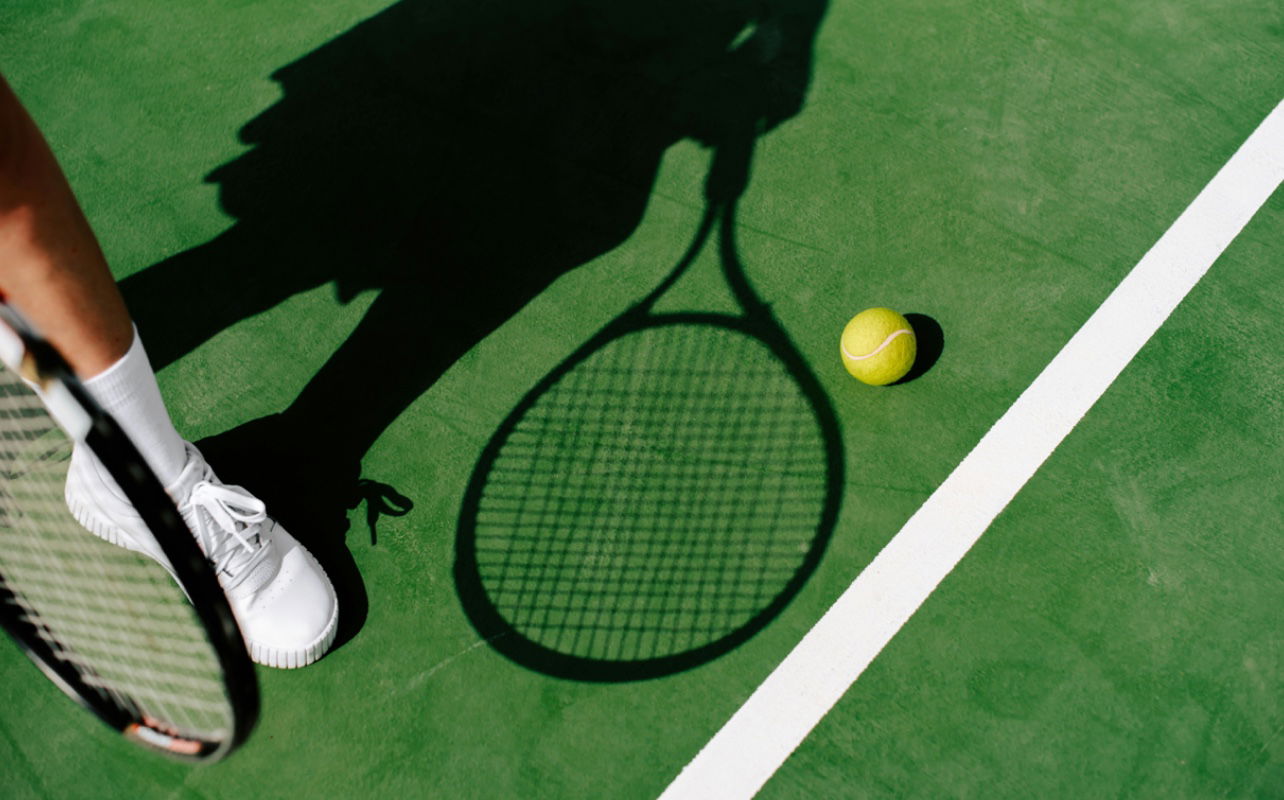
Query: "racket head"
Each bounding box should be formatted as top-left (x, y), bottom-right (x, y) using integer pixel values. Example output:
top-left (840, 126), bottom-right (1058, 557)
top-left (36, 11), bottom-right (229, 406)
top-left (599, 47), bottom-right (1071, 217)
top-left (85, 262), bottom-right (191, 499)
top-left (0, 305), bottom-right (257, 760)
top-left (455, 306), bottom-right (842, 682)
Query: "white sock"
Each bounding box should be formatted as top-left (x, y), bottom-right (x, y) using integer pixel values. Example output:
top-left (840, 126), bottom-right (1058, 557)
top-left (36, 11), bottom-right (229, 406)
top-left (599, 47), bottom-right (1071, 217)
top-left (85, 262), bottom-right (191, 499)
top-left (81, 327), bottom-right (188, 486)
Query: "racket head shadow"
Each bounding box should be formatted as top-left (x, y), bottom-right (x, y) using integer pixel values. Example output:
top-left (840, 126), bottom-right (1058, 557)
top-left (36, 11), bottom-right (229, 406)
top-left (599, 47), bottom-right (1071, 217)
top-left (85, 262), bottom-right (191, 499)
top-left (455, 303), bottom-right (843, 682)
top-left (457, 126), bottom-right (843, 682)
top-left (0, 307), bottom-right (258, 760)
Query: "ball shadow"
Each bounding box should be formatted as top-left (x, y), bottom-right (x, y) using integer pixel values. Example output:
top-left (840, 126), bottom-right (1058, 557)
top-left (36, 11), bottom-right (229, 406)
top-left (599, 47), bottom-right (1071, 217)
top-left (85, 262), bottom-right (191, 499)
top-left (895, 312), bottom-right (944, 385)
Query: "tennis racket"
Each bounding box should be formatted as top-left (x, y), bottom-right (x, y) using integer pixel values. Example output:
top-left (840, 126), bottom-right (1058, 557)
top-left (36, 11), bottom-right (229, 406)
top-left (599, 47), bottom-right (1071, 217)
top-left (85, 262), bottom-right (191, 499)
top-left (0, 304), bottom-right (257, 759)
top-left (455, 131), bottom-right (843, 681)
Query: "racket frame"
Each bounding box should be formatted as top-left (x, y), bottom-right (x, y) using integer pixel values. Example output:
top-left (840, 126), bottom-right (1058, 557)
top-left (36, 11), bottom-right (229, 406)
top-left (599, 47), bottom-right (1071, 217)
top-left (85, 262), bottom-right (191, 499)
top-left (0, 304), bottom-right (258, 760)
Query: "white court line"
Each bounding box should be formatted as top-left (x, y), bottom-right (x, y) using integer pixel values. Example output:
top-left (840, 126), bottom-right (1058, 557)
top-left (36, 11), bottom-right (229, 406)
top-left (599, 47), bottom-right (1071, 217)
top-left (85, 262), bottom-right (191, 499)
top-left (661, 98), bottom-right (1284, 800)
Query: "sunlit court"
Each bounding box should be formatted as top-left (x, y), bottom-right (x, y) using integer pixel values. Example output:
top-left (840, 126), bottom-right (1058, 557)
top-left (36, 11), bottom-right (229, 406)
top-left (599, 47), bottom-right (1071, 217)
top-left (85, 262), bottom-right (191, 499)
top-left (1, 2), bottom-right (1281, 797)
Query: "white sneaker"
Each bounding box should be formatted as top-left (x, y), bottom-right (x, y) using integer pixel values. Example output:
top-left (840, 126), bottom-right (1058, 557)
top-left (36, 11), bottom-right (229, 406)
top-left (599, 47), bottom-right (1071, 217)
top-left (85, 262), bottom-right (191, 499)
top-left (65, 442), bottom-right (339, 669)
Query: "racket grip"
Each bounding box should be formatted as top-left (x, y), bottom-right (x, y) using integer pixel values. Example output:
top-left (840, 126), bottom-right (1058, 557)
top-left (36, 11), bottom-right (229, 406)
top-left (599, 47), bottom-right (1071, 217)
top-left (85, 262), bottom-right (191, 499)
top-left (706, 131), bottom-right (756, 202)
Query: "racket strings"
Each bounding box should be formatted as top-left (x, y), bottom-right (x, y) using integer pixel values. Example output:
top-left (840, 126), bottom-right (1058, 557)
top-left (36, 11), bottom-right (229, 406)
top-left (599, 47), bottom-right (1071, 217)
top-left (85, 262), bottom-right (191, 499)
top-left (0, 365), bottom-right (233, 741)
top-left (475, 324), bottom-right (827, 662)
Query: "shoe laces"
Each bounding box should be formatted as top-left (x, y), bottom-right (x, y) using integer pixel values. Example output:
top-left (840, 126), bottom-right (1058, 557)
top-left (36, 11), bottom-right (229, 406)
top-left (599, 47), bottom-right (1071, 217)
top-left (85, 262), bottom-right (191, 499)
top-left (186, 479), bottom-right (272, 592)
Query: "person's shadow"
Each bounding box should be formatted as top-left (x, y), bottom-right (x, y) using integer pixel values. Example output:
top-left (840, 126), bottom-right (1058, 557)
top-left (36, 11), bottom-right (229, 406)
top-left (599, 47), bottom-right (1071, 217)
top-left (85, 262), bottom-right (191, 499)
top-left (121, 0), bottom-right (827, 652)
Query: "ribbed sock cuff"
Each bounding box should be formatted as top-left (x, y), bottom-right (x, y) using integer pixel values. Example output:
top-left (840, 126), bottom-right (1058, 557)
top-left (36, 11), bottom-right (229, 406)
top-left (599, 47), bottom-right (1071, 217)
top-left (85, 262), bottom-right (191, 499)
top-left (82, 326), bottom-right (187, 485)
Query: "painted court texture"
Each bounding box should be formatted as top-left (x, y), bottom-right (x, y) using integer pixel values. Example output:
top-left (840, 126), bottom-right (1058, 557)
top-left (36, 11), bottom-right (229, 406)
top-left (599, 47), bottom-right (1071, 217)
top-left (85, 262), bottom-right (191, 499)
top-left (2, 1), bottom-right (1282, 798)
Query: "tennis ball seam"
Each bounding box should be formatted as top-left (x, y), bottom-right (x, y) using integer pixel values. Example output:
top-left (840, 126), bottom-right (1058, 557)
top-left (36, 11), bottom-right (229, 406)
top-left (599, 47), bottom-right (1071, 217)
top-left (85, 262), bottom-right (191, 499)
top-left (840, 328), bottom-right (913, 361)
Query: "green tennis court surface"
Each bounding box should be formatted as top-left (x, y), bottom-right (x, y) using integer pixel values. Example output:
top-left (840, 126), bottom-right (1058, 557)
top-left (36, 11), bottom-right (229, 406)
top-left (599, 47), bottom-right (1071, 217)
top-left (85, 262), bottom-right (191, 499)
top-left (2, 1), bottom-right (1282, 797)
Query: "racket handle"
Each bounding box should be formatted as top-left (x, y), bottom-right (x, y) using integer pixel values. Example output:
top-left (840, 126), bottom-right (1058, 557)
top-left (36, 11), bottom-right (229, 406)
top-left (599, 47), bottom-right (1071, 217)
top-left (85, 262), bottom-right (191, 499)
top-left (706, 130), bottom-right (757, 203)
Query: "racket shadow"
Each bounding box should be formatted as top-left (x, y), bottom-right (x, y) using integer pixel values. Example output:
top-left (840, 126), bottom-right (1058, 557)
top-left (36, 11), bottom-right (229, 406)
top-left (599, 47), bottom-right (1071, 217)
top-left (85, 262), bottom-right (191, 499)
top-left (454, 156), bottom-right (844, 682)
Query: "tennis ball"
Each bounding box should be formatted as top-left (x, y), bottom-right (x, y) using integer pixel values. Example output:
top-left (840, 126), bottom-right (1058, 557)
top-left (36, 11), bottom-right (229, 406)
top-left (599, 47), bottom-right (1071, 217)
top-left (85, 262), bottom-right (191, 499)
top-left (840, 308), bottom-right (917, 386)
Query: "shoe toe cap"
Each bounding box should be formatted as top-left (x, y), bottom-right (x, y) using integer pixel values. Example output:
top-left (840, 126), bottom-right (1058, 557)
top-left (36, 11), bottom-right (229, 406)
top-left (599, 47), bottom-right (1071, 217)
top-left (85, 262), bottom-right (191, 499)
top-left (238, 524), bottom-right (338, 667)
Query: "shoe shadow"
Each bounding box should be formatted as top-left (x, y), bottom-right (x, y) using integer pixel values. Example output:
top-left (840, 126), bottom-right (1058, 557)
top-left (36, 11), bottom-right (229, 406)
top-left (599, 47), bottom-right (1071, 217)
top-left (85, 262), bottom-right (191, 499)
top-left (122, 0), bottom-right (828, 657)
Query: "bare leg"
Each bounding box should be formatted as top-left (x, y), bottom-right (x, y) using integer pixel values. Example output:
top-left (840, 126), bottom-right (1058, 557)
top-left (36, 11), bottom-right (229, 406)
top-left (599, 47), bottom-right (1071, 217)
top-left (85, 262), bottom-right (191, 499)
top-left (0, 75), bottom-right (341, 666)
top-left (0, 73), bottom-right (132, 377)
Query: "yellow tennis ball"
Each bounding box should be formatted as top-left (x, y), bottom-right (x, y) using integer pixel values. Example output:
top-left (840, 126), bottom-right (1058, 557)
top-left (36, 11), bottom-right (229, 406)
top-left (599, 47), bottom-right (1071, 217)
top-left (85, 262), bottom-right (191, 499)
top-left (840, 308), bottom-right (917, 386)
